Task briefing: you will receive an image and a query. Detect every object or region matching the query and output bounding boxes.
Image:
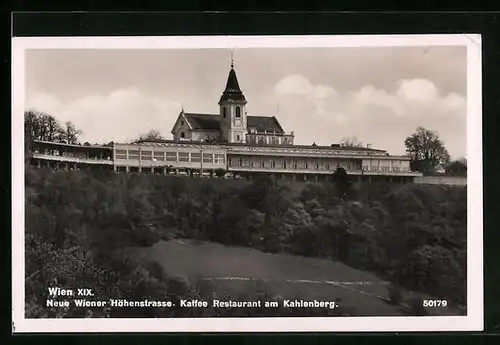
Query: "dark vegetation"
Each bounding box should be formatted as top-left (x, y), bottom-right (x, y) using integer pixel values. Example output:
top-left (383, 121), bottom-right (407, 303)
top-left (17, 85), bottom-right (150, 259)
top-left (25, 166), bottom-right (466, 318)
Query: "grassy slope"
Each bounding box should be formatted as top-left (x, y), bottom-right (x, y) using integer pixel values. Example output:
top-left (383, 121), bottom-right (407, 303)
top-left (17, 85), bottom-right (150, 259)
top-left (128, 239), bottom-right (460, 316)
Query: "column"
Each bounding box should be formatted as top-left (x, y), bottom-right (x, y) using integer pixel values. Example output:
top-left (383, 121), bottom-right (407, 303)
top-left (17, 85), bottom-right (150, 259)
top-left (163, 167), bottom-right (167, 175)
top-left (314, 175), bottom-right (318, 183)
top-left (37, 160), bottom-right (41, 168)
top-left (151, 167), bottom-right (154, 174)
top-left (126, 166), bottom-right (130, 173)
top-left (113, 165), bottom-right (117, 172)
top-left (138, 166), bottom-right (142, 173)
top-left (175, 168), bottom-right (179, 175)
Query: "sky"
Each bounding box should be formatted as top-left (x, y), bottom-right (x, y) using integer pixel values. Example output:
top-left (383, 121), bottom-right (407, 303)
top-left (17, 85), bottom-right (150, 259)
top-left (25, 46), bottom-right (467, 158)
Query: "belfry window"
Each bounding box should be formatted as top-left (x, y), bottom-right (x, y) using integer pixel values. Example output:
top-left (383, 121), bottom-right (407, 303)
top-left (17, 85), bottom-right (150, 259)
top-left (180, 132), bottom-right (185, 138)
top-left (223, 107), bottom-right (227, 118)
top-left (236, 106), bottom-right (241, 117)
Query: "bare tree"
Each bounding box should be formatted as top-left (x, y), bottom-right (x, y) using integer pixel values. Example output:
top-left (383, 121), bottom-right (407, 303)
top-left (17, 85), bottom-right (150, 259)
top-left (61, 121), bottom-right (83, 144)
top-left (134, 129), bottom-right (165, 143)
top-left (341, 136), bottom-right (363, 148)
top-left (24, 110), bottom-right (72, 143)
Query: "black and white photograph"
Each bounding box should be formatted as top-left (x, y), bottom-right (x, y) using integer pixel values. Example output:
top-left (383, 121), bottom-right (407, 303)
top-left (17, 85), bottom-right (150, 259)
top-left (12, 35), bottom-right (483, 332)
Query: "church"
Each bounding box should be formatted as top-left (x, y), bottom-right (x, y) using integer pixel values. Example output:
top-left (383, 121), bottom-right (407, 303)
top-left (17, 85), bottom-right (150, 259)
top-left (29, 61), bottom-right (422, 183)
top-left (170, 60), bottom-right (295, 146)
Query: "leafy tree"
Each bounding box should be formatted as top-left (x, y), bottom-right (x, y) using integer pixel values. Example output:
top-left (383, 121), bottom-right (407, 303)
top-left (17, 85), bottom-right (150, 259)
top-left (214, 168), bottom-right (226, 178)
top-left (445, 160), bottom-right (467, 176)
top-left (332, 167), bottom-right (351, 201)
top-left (404, 127), bottom-right (450, 174)
top-left (399, 244), bottom-right (464, 299)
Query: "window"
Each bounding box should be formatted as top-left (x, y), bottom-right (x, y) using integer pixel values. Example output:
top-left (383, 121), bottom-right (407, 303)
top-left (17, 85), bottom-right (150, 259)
top-left (236, 134), bottom-right (240, 141)
top-left (203, 153), bottom-right (213, 163)
top-left (181, 120), bottom-right (184, 126)
top-left (190, 153), bottom-right (201, 162)
top-left (180, 132), bottom-right (185, 138)
top-left (223, 107), bottom-right (227, 118)
top-left (166, 152), bottom-right (177, 162)
top-left (153, 151), bottom-right (165, 161)
top-left (128, 150), bottom-right (140, 160)
top-left (178, 152), bottom-right (189, 162)
top-left (236, 106), bottom-right (241, 117)
top-left (115, 149), bottom-right (127, 160)
top-left (214, 154), bottom-right (225, 164)
top-left (141, 150), bottom-right (152, 161)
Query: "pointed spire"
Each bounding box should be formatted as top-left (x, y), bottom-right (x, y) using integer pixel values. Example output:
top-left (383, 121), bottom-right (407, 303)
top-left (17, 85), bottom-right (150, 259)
top-left (219, 56), bottom-right (246, 104)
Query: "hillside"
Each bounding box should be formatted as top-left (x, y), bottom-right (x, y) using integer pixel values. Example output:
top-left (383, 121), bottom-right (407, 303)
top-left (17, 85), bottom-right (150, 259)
top-left (24, 167), bottom-right (467, 318)
top-left (127, 239), bottom-right (461, 316)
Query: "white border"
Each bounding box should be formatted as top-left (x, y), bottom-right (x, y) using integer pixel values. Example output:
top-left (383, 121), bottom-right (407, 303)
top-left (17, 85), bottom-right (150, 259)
top-left (12, 34), bottom-right (483, 333)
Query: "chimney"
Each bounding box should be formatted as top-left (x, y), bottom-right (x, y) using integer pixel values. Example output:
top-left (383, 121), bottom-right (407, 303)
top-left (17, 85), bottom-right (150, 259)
top-left (367, 143), bottom-right (372, 149)
top-left (291, 131), bottom-right (294, 136)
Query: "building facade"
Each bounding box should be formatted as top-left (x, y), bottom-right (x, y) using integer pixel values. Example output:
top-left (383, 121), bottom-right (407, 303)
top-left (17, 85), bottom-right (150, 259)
top-left (28, 62), bottom-right (423, 183)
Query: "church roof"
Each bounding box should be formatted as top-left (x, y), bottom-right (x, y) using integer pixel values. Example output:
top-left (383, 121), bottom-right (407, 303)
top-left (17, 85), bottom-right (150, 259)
top-left (183, 113), bottom-right (220, 131)
top-left (182, 112), bottom-right (285, 134)
top-left (219, 66), bottom-right (246, 103)
top-left (247, 116), bottom-right (284, 133)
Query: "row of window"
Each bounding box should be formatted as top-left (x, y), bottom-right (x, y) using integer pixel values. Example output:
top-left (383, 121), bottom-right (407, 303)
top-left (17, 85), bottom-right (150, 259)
top-left (362, 166), bottom-right (409, 172)
top-left (115, 150), bottom-right (225, 164)
top-left (230, 157), bottom-right (361, 171)
top-left (246, 135), bottom-right (290, 145)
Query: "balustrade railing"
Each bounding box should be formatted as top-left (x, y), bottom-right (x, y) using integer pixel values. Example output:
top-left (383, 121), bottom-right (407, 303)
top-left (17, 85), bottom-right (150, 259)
top-left (32, 153), bottom-right (113, 164)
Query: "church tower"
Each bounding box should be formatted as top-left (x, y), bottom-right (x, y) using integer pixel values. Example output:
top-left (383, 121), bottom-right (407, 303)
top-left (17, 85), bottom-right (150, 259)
top-left (219, 59), bottom-right (247, 143)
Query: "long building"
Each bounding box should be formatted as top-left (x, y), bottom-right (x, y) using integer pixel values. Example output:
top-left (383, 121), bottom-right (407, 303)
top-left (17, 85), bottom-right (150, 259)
top-left (28, 62), bottom-right (422, 183)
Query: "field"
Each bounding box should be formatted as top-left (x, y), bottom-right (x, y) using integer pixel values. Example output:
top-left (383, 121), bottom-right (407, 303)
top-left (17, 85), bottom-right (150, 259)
top-left (127, 239), bottom-right (462, 316)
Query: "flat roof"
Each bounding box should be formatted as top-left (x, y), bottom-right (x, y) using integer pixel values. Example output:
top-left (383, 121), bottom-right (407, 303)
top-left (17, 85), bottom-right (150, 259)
top-left (33, 140), bottom-right (113, 150)
top-left (133, 139), bottom-right (388, 153)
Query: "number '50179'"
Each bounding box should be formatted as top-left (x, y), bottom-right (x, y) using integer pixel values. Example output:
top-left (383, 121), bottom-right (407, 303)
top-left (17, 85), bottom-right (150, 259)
top-left (422, 300), bottom-right (448, 307)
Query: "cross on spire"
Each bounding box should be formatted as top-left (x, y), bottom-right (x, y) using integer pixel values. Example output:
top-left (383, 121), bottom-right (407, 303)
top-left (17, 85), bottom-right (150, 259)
top-left (230, 52), bottom-right (234, 69)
